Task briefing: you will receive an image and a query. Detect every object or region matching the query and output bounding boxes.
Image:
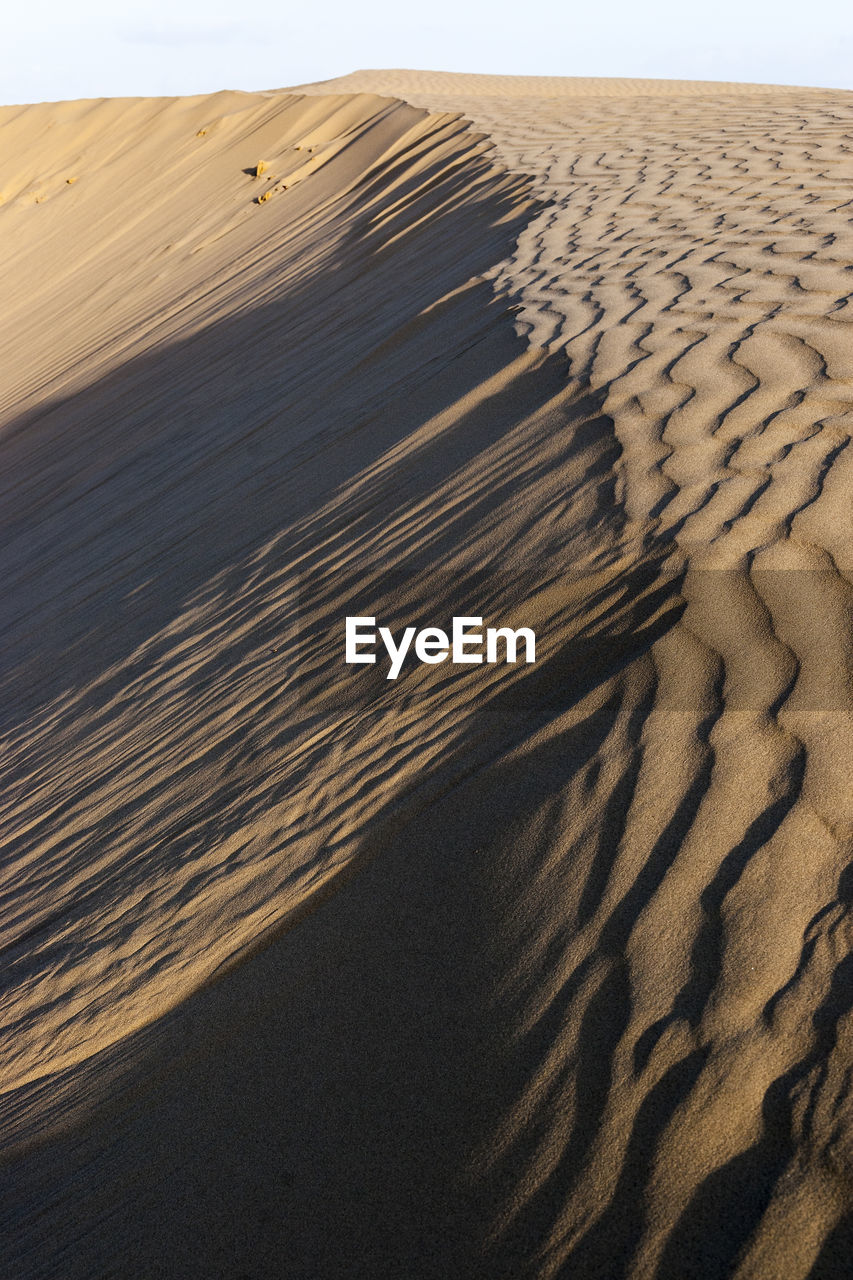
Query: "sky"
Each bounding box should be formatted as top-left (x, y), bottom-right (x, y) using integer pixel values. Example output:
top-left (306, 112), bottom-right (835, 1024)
top-left (3, 0), bottom-right (852, 105)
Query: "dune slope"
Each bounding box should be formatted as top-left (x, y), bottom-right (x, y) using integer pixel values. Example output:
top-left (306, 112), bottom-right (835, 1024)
top-left (1, 73), bottom-right (852, 1279)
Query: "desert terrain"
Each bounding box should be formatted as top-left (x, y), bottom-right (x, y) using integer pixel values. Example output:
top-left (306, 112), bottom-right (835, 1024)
top-left (1, 70), bottom-right (852, 1278)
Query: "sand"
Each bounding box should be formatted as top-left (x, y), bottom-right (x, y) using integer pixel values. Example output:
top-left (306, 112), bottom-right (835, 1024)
top-left (1, 70), bottom-right (852, 1278)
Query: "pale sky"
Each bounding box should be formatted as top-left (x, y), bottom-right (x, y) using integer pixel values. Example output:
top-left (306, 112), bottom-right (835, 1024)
top-left (4, 0), bottom-right (852, 105)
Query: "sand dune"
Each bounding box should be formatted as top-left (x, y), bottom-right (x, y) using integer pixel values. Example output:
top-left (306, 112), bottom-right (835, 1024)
top-left (1, 70), bottom-right (852, 1279)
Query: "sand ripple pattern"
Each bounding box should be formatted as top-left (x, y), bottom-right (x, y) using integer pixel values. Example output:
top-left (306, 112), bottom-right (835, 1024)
top-left (299, 74), bottom-right (853, 1278)
top-left (2, 74), bottom-right (853, 1280)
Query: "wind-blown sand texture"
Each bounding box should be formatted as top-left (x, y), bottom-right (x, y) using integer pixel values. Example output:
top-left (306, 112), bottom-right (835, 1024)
top-left (1, 70), bottom-right (852, 1278)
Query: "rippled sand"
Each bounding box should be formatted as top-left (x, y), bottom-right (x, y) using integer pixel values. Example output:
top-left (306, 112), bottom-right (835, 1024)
top-left (1, 71), bottom-right (852, 1278)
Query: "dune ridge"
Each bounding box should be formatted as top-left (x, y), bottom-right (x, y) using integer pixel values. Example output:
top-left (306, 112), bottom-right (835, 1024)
top-left (1, 71), bottom-right (852, 1279)
top-left (0, 87), bottom-right (541, 1094)
top-left (291, 69), bottom-right (843, 99)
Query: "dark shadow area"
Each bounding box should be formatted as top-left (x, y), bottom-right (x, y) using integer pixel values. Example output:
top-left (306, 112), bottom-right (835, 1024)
top-left (0, 135), bottom-right (534, 733)
top-left (0, 540), bottom-right (683, 1280)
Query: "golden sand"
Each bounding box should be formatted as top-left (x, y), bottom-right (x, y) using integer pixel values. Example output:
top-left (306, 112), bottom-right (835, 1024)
top-left (1, 71), bottom-right (852, 1278)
